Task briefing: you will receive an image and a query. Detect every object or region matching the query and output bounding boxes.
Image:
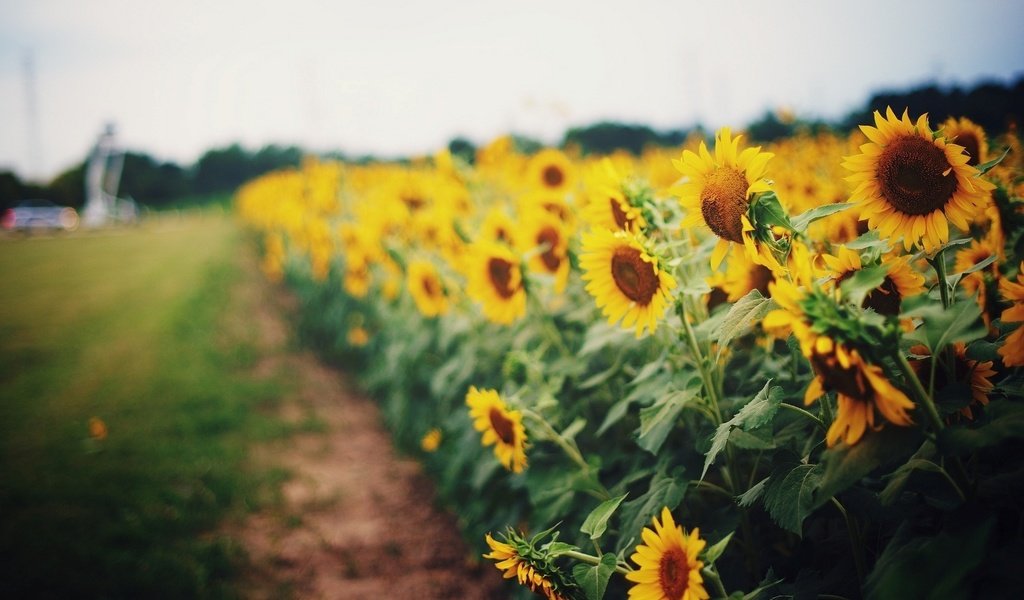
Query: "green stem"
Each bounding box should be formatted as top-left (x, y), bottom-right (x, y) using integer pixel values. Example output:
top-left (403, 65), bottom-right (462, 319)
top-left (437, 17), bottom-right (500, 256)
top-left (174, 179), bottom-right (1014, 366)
top-left (691, 479), bottom-right (734, 501)
top-left (701, 565), bottom-right (730, 599)
top-left (523, 410), bottom-right (612, 501)
top-left (561, 550), bottom-right (631, 575)
top-left (779, 402), bottom-right (827, 431)
top-left (897, 354), bottom-right (945, 435)
top-left (830, 497), bottom-right (866, 585)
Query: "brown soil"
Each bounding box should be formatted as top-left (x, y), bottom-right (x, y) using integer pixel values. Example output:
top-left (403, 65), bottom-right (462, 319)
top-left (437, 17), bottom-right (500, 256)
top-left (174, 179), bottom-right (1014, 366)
top-left (228, 252), bottom-right (506, 599)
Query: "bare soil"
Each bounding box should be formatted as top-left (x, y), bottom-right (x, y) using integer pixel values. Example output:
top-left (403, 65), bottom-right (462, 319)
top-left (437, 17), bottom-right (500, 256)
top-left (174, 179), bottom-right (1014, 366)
top-left (229, 256), bottom-right (506, 599)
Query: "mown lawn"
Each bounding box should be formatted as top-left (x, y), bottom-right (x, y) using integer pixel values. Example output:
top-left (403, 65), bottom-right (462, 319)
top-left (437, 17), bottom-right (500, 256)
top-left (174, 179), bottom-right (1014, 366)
top-left (0, 213), bottom-right (292, 598)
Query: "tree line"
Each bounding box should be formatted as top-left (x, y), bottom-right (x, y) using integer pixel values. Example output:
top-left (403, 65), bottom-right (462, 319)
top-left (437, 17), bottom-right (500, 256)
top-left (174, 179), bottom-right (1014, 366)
top-left (2, 74), bottom-right (1021, 211)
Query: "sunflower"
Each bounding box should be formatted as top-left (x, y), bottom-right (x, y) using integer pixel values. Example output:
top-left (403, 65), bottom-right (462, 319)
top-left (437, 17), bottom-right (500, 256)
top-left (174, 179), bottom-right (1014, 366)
top-left (912, 342), bottom-right (996, 420)
top-left (528, 148), bottom-right (575, 194)
top-left (712, 248), bottom-right (774, 302)
top-left (582, 159), bottom-right (647, 233)
top-left (998, 264), bottom-right (1024, 367)
top-left (420, 428), bottom-right (442, 452)
top-left (343, 256), bottom-right (372, 298)
top-left (625, 507), bottom-right (708, 600)
top-left (765, 280), bottom-right (915, 446)
top-left (466, 387), bottom-right (527, 473)
top-left (465, 241), bottom-right (527, 325)
top-left (407, 259), bottom-right (450, 317)
top-left (942, 116), bottom-right (988, 167)
top-left (580, 229), bottom-right (677, 337)
top-left (823, 247), bottom-right (925, 317)
top-left (955, 237), bottom-right (998, 329)
top-left (479, 206), bottom-right (517, 247)
top-left (88, 417), bottom-right (108, 441)
top-left (483, 533), bottom-right (572, 600)
top-left (843, 108), bottom-right (995, 253)
top-left (347, 325), bottom-right (370, 347)
top-left (673, 128), bottom-right (774, 269)
top-left (517, 211), bottom-right (571, 292)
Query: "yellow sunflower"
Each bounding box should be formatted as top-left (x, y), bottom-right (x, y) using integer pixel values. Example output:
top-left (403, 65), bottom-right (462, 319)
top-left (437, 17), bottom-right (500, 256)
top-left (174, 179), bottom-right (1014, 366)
top-left (347, 325), bottom-right (370, 347)
top-left (343, 256), bottom-right (371, 298)
top-left (998, 264), bottom-right (1024, 367)
top-left (625, 507), bottom-right (709, 600)
top-left (407, 259), bottom-right (450, 317)
top-left (955, 237), bottom-right (999, 330)
top-left (517, 210), bottom-right (571, 292)
top-left (465, 241), bottom-right (527, 325)
top-left (528, 148), bottom-right (575, 194)
top-left (483, 533), bottom-right (570, 600)
top-left (712, 248), bottom-right (775, 302)
top-left (942, 116), bottom-right (988, 167)
top-left (420, 428), bottom-right (442, 452)
top-left (582, 158), bottom-right (647, 233)
top-left (765, 280), bottom-right (916, 446)
top-left (466, 387), bottom-right (527, 473)
top-left (479, 206), bottom-right (517, 247)
top-left (580, 229), bottom-right (677, 337)
top-left (912, 342), bottom-right (996, 421)
top-left (823, 247), bottom-right (925, 317)
top-left (673, 127), bottom-right (774, 269)
top-left (843, 108), bottom-right (995, 253)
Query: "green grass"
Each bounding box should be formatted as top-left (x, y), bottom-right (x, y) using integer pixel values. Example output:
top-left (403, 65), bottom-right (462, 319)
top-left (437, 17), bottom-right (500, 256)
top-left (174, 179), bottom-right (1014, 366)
top-left (0, 213), bottom-right (292, 598)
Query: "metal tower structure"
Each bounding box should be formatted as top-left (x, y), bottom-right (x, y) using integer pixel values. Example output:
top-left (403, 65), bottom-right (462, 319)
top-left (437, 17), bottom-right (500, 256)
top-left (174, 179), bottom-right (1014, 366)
top-left (82, 123), bottom-right (125, 227)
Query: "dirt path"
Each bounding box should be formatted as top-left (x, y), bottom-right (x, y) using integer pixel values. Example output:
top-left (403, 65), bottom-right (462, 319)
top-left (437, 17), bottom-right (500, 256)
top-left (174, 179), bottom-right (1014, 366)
top-left (230, 253), bottom-right (506, 599)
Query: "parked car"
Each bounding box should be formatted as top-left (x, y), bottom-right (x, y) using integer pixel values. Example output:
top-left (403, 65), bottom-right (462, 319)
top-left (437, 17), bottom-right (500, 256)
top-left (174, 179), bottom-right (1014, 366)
top-left (2, 200), bottom-right (79, 232)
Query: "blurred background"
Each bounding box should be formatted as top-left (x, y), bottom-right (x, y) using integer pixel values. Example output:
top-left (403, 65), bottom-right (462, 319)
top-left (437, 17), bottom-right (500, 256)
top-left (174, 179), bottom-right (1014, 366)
top-left (2, 0), bottom-right (1023, 210)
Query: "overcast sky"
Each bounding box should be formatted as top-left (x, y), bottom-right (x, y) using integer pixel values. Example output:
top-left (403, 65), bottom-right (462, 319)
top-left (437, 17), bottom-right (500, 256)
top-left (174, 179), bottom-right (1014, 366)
top-left (1, 0), bottom-right (1022, 180)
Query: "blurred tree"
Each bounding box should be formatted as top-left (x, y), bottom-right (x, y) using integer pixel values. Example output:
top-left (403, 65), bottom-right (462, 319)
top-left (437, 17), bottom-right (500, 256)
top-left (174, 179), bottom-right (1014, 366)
top-left (448, 137), bottom-right (477, 165)
top-left (47, 163), bottom-right (86, 208)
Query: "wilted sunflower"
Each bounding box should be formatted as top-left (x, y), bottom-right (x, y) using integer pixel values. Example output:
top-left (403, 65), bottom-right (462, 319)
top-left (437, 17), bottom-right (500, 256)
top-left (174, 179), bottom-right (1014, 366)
top-left (998, 264), bottom-right (1024, 367)
top-left (466, 387), bottom-right (527, 473)
top-left (843, 108), bottom-right (994, 253)
top-left (528, 148), bottom-right (575, 194)
top-left (823, 247), bottom-right (925, 317)
top-left (483, 532), bottom-right (574, 600)
top-left (673, 127), bottom-right (774, 268)
top-left (465, 241), bottom-right (527, 325)
top-left (765, 280), bottom-right (915, 446)
top-left (518, 211), bottom-right (571, 292)
top-left (580, 229), bottom-right (677, 337)
top-left (943, 116), bottom-right (988, 167)
top-left (407, 259), bottom-right (450, 317)
top-left (625, 507), bottom-right (709, 600)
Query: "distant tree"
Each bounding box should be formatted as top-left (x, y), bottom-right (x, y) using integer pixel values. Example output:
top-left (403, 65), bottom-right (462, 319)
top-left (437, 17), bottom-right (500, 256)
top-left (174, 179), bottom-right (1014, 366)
top-left (448, 137), bottom-right (476, 164)
top-left (562, 122), bottom-right (660, 155)
top-left (119, 152), bottom-right (191, 206)
top-left (746, 112), bottom-right (796, 143)
top-left (0, 170), bottom-right (25, 210)
top-left (47, 163), bottom-right (86, 208)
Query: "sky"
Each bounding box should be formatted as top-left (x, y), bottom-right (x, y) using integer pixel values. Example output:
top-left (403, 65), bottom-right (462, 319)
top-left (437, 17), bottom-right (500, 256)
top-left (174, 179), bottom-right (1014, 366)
top-left (1, 0), bottom-right (1022, 181)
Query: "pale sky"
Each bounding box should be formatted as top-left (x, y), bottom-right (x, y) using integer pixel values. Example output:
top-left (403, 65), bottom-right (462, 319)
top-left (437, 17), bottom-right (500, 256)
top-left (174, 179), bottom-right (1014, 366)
top-left (1, 0), bottom-right (1022, 180)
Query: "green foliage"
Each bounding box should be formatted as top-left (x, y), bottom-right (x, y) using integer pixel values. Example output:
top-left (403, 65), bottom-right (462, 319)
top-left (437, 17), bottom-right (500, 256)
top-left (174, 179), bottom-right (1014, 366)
top-left (572, 553), bottom-right (618, 600)
top-left (580, 494), bottom-right (628, 541)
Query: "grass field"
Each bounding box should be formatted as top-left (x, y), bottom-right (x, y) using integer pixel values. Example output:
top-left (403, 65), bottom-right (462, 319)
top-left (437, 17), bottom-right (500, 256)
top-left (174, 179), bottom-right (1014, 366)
top-left (0, 213), bottom-right (294, 598)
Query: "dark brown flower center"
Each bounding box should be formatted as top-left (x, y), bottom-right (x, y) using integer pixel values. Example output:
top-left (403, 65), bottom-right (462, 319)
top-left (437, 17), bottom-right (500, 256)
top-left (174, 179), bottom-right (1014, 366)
top-left (611, 246), bottom-right (659, 305)
top-left (658, 547), bottom-right (689, 600)
top-left (862, 276), bottom-right (902, 317)
top-left (542, 165), bottom-right (565, 188)
top-left (488, 257), bottom-right (517, 299)
top-left (876, 135), bottom-right (958, 216)
top-left (536, 226), bottom-right (562, 272)
top-left (543, 201), bottom-right (570, 223)
top-left (403, 195), bottom-right (425, 210)
top-left (700, 167), bottom-right (749, 243)
top-left (811, 351), bottom-right (868, 401)
top-left (956, 132), bottom-right (982, 167)
top-left (488, 407), bottom-right (516, 445)
top-left (610, 197), bottom-right (632, 230)
top-left (422, 274), bottom-right (441, 299)
top-left (749, 264), bottom-right (775, 298)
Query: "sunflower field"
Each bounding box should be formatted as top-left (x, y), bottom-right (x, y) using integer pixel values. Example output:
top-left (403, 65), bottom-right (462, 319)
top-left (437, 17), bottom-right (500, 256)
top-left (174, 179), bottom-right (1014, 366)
top-left (236, 110), bottom-right (1024, 599)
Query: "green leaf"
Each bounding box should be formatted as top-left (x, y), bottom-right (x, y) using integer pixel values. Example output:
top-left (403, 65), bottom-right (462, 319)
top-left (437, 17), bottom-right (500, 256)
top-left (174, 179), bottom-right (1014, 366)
top-left (865, 517), bottom-right (994, 599)
top-left (879, 458), bottom-right (947, 505)
top-left (814, 426), bottom-right (922, 505)
top-left (790, 202), bottom-right (852, 232)
top-left (543, 541), bottom-right (579, 558)
top-left (638, 388), bottom-right (699, 455)
top-left (618, 473), bottom-right (686, 550)
top-left (703, 532), bottom-right (734, 563)
top-left (580, 494), bottom-right (628, 541)
top-left (838, 263), bottom-right (888, 307)
top-left (572, 552), bottom-right (617, 600)
top-left (903, 299), bottom-right (985, 354)
top-left (701, 381), bottom-right (783, 479)
top-left (975, 146), bottom-right (1010, 175)
top-left (714, 290), bottom-right (773, 361)
top-left (763, 463), bottom-right (823, 536)
top-left (751, 191), bottom-right (792, 230)
top-left (939, 401), bottom-right (1024, 454)
top-left (845, 229), bottom-right (886, 250)
top-left (737, 477), bottom-right (769, 507)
